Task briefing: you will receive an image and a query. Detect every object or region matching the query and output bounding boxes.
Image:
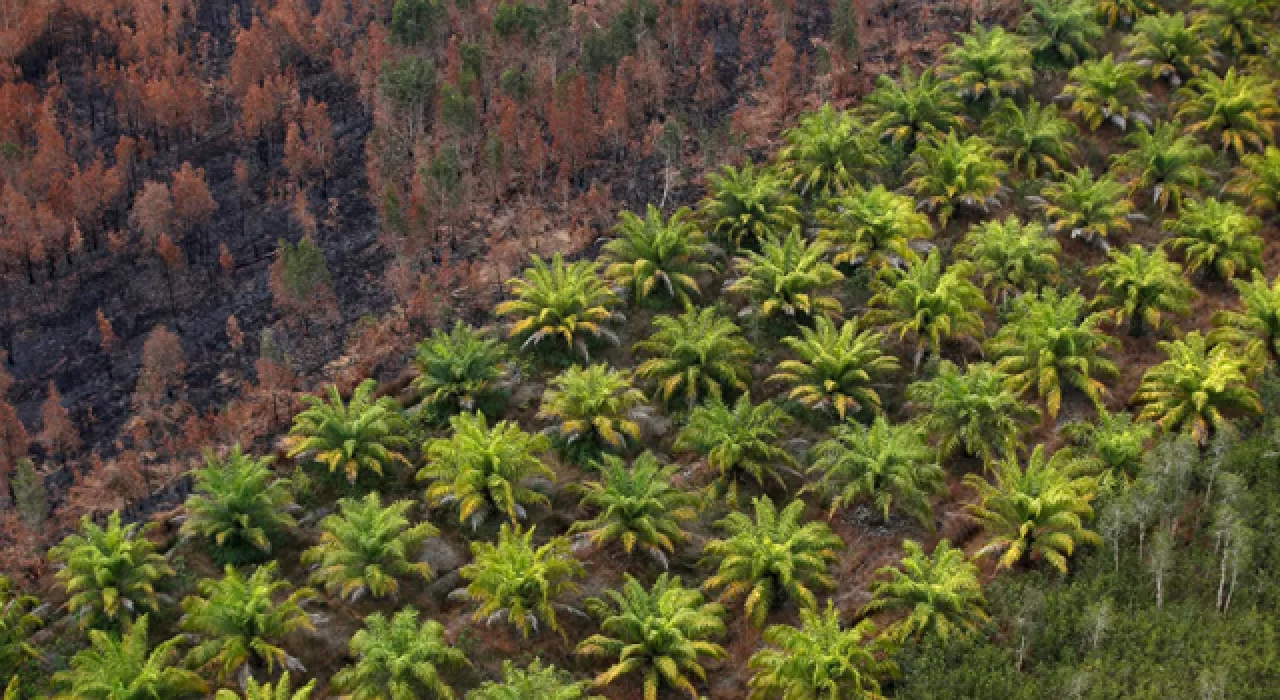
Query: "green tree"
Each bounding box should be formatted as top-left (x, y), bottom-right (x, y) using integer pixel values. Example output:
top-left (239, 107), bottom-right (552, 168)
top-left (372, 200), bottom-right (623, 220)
top-left (1133, 331), bottom-right (1261, 444)
top-left (1060, 54), bottom-right (1148, 131)
top-left (285, 379), bottom-right (410, 484)
top-left (778, 105), bottom-right (885, 198)
top-left (1110, 121), bottom-right (1213, 212)
top-left (333, 608), bottom-right (469, 700)
top-left (538, 364), bottom-right (645, 461)
top-left (1167, 197), bottom-right (1264, 281)
top-left (808, 415), bottom-right (945, 526)
top-left (468, 660), bottom-right (600, 700)
top-left (1091, 244), bottom-right (1195, 336)
top-left (727, 230), bottom-right (844, 321)
top-left (816, 184), bottom-right (933, 271)
top-left (1192, 0), bottom-right (1275, 54)
top-left (863, 66), bottom-right (965, 152)
top-left (634, 308), bottom-right (753, 409)
top-left (703, 497), bottom-right (843, 627)
top-left (180, 563), bottom-right (315, 683)
top-left (748, 602), bottom-right (896, 700)
top-left (957, 216), bottom-right (1061, 304)
top-left (865, 540), bottom-right (989, 642)
top-left (303, 492), bottom-right (437, 601)
top-left (1019, 0), bottom-right (1104, 68)
top-left (1124, 13), bottom-right (1215, 85)
top-left (1094, 0), bottom-right (1158, 28)
top-left (577, 574), bottom-right (726, 700)
top-left (770, 317), bottom-right (900, 421)
top-left (905, 132), bottom-right (1006, 227)
top-left (700, 163), bottom-right (801, 251)
top-left (53, 616), bottom-right (205, 700)
top-left (1042, 167), bottom-right (1134, 241)
top-left (49, 511), bottom-right (174, 630)
top-left (674, 395), bottom-right (796, 504)
top-left (496, 254), bottom-right (618, 362)
top-left (965, 445), bottom-right (1102, 572)
top-left (1212, 270), bottom-right (1280, 364)
top-left (419, 411), bottom-right (554, 527)
top-left (390, 0), bottom-right (445, 44)
top-left (987, 99), bottom-right (1079, 179)
top-left (0, 576), bottom-right (41, 676)
top-left (942, 25), bottom-right (1034, 103)
top-left (865, 251), bottom-right (989, 369)
top-left (411, 322), bottom-right (508, 418)
top-left (1177, 67), bottom-right (1280, 157)
top-left (906, 361), bottom-right (1039, 462)
top-left (214, 672), bottom-right (315, 700)
top-left (181, 446), bottom-right (295, 564)
top-left (1061, 408), bottom-right (1156, 477)
top-left (460, 524), bottom-right (584, 639)
top-left (571, 452), bottom-right (698, 566)
top-left (602, 205), bottom-right (712, 309)
top-left (1228, 146), bottom-right (1280, 214)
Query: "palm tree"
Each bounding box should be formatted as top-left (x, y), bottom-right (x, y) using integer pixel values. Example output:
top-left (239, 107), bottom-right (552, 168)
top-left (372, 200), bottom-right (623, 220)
top-left (1177, 68), bottom-right (1280, 157)
top-left (1095, 0), bottom-right (1158, 28)
top-left (537, 364), bottom-right (646, 461)
top-left (674, 394), bottom-right (796, 504)
top-left (942, 25), bottom-right (1034, 103)
top-left (49, 511), bottom-right (174, 630)
top-left (778, 105), bottom-right (885, 198)
top-left (181, 446), bottom-right (295, 564)
top-left (496, 254), bottom-right (619, 362)
top-left (303, 492), bottom-right (437, 601)
top-left (1228, 146), bottom-right (1280, 214)
top-left (703, 497), bottom-right (843, 627)
top-left (816, 184), bottom-right (933, 271)
top-left (411, 322), bottom-right (508, 418)
top-left (53, 616), bottom-right (205, 700)
top-left (1019, 0), bottom-right (1104, 68)
top-left (865, 540), bottom-right (989, 642)
top-left (214, 672), bottom-right (315, 700)
top-left (461, 525), bottom-right (584, 639)
top-left (748, 602), bottom-right (896, 700)
top-left (332, 608), bottom-right (469, 700)
top-left (1061, 408), bottom-right (1156, 477)
top-left (1212, 270), bottom-right (1280, 364)
top-left (1167, 197), bottom-right (1264, 281)
top-left (906, 132), bottom-right (1006, 227)
top-left (1091, 245), bottom-right (1195, 336)
top-left (1041, 167), bottom-right (1134, 241)
top-left (957, 216), bottom-right (1061, 304)
top-left (863, 66), bottom-right (965, 152)
top-left (1192, 0), bottom-right (1275, 55)
top-left (770, 317), bottom-right (900, 421)
top-left (906, 361), bottom-right (1039, 462)
top-left (419, 411), bottom-right (554, 528)
top-left (469, 660), bottom-right (600, 700)
top-left (1110, 121), bottom-right (1213, 212)
top-left (1061, 54), bottom-right (1148, 131)
top-left (571, 452), bottom-right (698, 566)
top-left (965, 445), bottom-right (1102, 572)
top-left (634, 308), bottom-right (753, 409)
top-left (603, 205), bottom-right (713, 310)
top-left (865, 251), bottom-right (989, 369)
top-left (577, 574), bottom-right (726, 700)
top-left (285, 379), bottom-right (410, 484)
top-left (808, 415), bottom-right (946, 526)
top-left (1124, 13), bottom-right (1215, 85)
top-left (1133, 331), bottom-right (1261, 444)
top-left (727, 230), bottom-right (844, 321)
top-left (700, 162), bottom-right (801, 251)
top-left (987, 289), bottom-right (1119, 419)
top-left (987, 99), bottom-right (1079, 179)
top-left (0, 576), bottom-right (41, 674)
top-left (180, 563), bottom-right (315, 683)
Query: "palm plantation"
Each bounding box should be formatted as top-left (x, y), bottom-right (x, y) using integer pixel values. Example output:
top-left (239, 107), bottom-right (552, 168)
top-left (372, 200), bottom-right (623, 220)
top-left (1177, 68), bottom-right (1280, 156)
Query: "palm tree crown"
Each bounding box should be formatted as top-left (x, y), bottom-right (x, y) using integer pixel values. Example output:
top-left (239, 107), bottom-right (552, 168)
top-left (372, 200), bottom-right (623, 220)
top-left (49, 511), bottom-right (174, 630)
top-left (538, 363), bottom-right (646, 461)
top-left (1133, 331), bottom-right (1261, 444)
top-left (1166, 197), bottom-right (1263, 281)
top-left (907, 360), bottom-right (1039, 462)
top-left (469, 660), bottom-right (600, 700)
top-left (333, 607), bottom-right (469, 700)
top-left (778, 104), bottom-right (885, 198)
top-left (182, 445), bottom-right (295, 563)
top-left (942, 25), bottom-right (1034, 102)
top-left (1042, 167), bottom-right (1135, 241)
top-left (770, 317), bottom-right (899, 421)
top-left (1091, 244), bottom-right (1195, 337)
top-left (865, 539), bottom-right (989, 642)
top-left (214, 672), bottom-right (315, 700)
top-left (748, 602), bottom-right (897, 700)
top-left (0, 575), bottom-right (42, 674)
top-left (303, 492), bottom-right (437, 601)
top-left (674, 394), bottom-right (796, 505)
top-left (571, 452), bottom-right (699, 566)
top-left (603, 204), bottom-right (713, 309)
top-left (1177, 68), bottom-right (1280, 157)
top-left (285, 379), bottom-right (410, 483)
top-left (1212, 270), bottom-right (1280, 364)
top-left (1193, 0), bottom-right (1273, 55)
top-left (460, 525), bottom-right (585, 639)
top-left (987, 98), bottom-right (1078, 179)
top-left (906, 132), bottom-right (1006, 227)
top-left (1124, 12), bottom-right (1215, 85)
top-left (53, 616), bottom-right (206, 700)
top-left (1063, 52), bottom-right (1153, 131)
top-left (727, 229), bottom-right (844, 321)
top-left (411, 322), bottom-right (508, 417)
top-left (700, 162), bottom-right (801, 251)
top-left (1229, 146), bottom-right (1280, 214)
top-left (1110, 121), bottom-right (1212, 213)
top-left (957, 215), bottom-right (1061, 304)
top-left (1019, 0), bottom-right (1104, 68)
top-left (496, 254), bottom-right (619, 362)
top-left (863, 66), bottom-right (965, 152)
top-left (634, 307), bottom-right (753, 409)
top-left (817, 184), bottom-right (933, 270)
top-left (1095, 0), bottom-right (1159, 29)
top-left (865, 250), bottom-right (989, 369)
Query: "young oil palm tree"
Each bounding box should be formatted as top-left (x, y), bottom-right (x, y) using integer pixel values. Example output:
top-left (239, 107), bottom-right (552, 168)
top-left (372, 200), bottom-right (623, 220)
top-left (1095, 0), bottom-right (1158, 28)
top-left (1061, 408), bottom-right (1156, 478)
top-left (1091, 245), bottom-right (1195, 336)
top-left (180, 562), bottom-right (315, 683)
top-left (703, 497), bottom-right (843, 628)
top-left (469, 660), bottom-right (600, 700)
top-left (303, 492), bottom-right (437, 601)
top-left (965, 445), bottom-right (1102, 572)
top-left (674, 394), bottom-right (796, 505)
top-left (419, 411), bottom-right (554, 528)
top-left (1167, 197), bottom-right (1264, 281)
top-left (816, 184), bottom-right (933, 271)
top-left (0, 576), bottom-right (41, 674)
top-left (53, 616), bottom-right (206, 700)
top-left (1019, 0), bottom-right (1105, 68)
top-left (747, 602), bottom-right (896, 700)
top-left (1228, 146), bottom-right (1280, 214)
top-left (49, 511), bottom-right (174, 630)
top-left (942, 25), bottom-right (1035, 103)
top-left (181, 446), bottom-right (296, 564)
top-left (1133, 331), bottom-right (1261, 444)
top-left (700, 162), bottom-right (802, 251)
top-left (577, 574), bottom-right (726, 700)
top-left (411, 322), bottom-right (508, 418)
top-left (1061, 54), bottom-right (1149, 131)
top-left (986, 99), bottom-right (1079, 179)
top-left (1041, 167), bottom-right (1134, 241)
top-left (1212, 270), bottom-right (1280, 364)
top-left (633, 307), bottom-right (753, 409)
top-left (332, 607), bottom-right (469, 700)
top-left (863, 66), bottom-right (965, 152)
top-left (602, 205), bottom-right (713, 310)
top-left (1177, 68), bottom-right (1280, 157)
top-left (906, 361), bottom-right (1040, 462)
top-left (496, 254), bottom-right (619, 362)
top-left (865, 539), bottom-right (989, 643)
top-left (285, 379), bottom-right (410, 484)
top-left (987, 289), bottom-right (1120, 419)
top-left (906, 132), bottom-right (1006, 227)
top-left (808, 415), bottom-right (946, 526)
top-left (770, 317), bottom-right (900, 421)
top-left (865, 251), bottom-right (989, 369)
top-left (1110, 121), bottom-right (1213, 213)
top-left (727, 230), bottom-right (844, 322)
top-left (778, 105), bottom-right (885, 198)
top-left (1124, 12), bottom-right (1216, 86)
top-left (460, 525), bottom-right (584, 639)
top-left (570, 452), bottom-right (698, 566)
top-left (956, 216), bottom-right (1061, 305)
top-left (1192, 0), bottom-right (1275, 55)
top-left (538, 364), bottom-right (646, 462)
top-left (214, 672), bottom-right (315, 700)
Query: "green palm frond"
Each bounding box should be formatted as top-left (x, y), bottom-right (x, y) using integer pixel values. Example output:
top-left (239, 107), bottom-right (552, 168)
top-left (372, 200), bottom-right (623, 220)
top-left (1192, 0), bottom-right (1276, 55)
top-left (470, 660), bottom-right (601, 700)
top-left (1094, 0), bottom-right (1159, 28)
top-left (864, 250), bottom-right (989, 369)
top-left (538, 364), bottom-right (646, 462)
top-left (53, 616), bottom-right (206, 700)
top-left (865, 540), bottom-right (989, 642)
top-left (333, 608), bottom-right (469, 700)
top-left (1167, 197), bottom-right (1263, 281)
top-left (1110, 121), bottom-right (1213, 212)
top-left (808, 415), bottom-right (945, 525)
top-left (1090, 244), bottom-right (1195, 337)
top-left (1211, 269), bottom-right (1280, 364)
top-left (770, 316), bottom-right (899, 421)
top-left (285, 379), bottom-right (410, 484)
top-left (942, 25), bottom-right (1034, 102)
top-left (634, 308), bottom-right (753, 409)
top-left (603, 205), bottom-right (714, 309)
top-left (0, 576), bottom-right (42, 673)
top-left (1133, 331), bottom-right (1261, 445)
top-left (1061, 54), bottom-right (1148, 131)
top-left (49, 511), bottom-right (174, 630)
top-left (956, 215), bottom-right (1061, 304)
top-left (863, 66), bottom-right (965, 152)
top-left (700, 163), bottom-right (801, 251)
top-left (1019, 0), bottom-right (1104, 69)
top-left (182, 445), bottom-right (295, 563)
top-left (214, 672), bottom-right (315, 700)
top-left (411, 322), bottom-right (508, 417)
top-left (906, 132), bottom-right (1006, 227)
top-left (1177, 68), bottom-right (1280, 157)
top-left (303, 492), bottom-right (437, 601)
top-left (778, 105), bottom-right (886, 198)
top-left (674, 394), bottom-right (796, 506)
top-left (1042, 167), bottom-right (1134, 240)
top-left (496, 253), bottom-right (619, 362)
top-left (461, 525), bottom-right (584, 639)
top-left (1228, 146), bottom-right (1280, 213)
top-left (906, 361), bottom-right (1040, 462)
top-left (727, 229), bottom-right (844, 321)
top-left (1124, 12), bottom-right (1215, 85)
top-left (748, 602), bottom-right (896, 700)
top-left (571, 452), bottom-right (698, 565)
top-left (817, 184), bottom-right (933, 270)
top-left (986, 98), bottom-right (1079, 178)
